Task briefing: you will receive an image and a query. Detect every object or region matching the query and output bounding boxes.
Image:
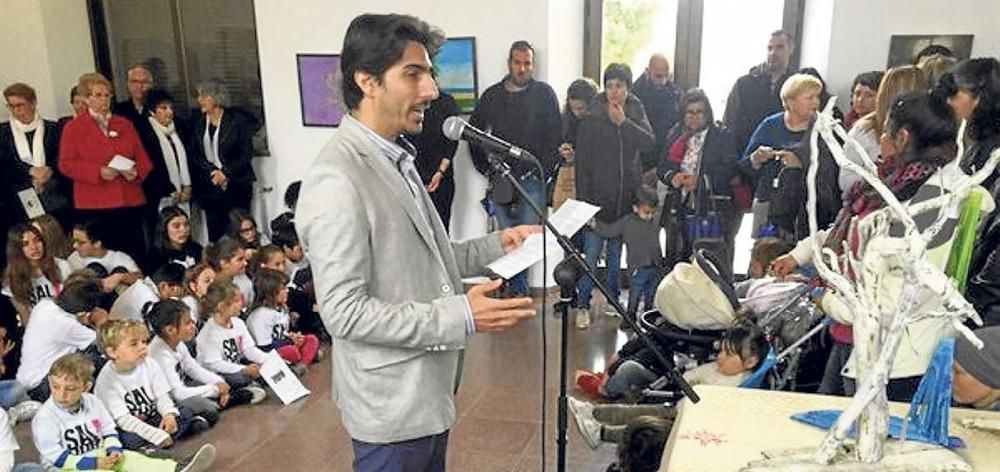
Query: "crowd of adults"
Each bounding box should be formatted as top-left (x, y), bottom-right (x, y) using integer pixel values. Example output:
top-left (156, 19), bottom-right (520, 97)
top-left (3, 20), bottom-right (1000, 470)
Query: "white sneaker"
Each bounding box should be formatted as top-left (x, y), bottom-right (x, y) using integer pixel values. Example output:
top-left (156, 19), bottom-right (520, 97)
top-left (178, 443), bottom-right (216, 472)
top-left (7, 400), bottom-right (42, 426)
top-left (244, 386), bottom-right (267, 404)
top-left (568, 398), bottom-right (602, 450)
top-left (575, 309), bottom-right (591, 330)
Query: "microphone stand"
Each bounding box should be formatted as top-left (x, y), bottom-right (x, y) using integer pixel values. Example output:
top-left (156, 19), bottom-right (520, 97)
top-left (484, 153), bottom-right (699, 472)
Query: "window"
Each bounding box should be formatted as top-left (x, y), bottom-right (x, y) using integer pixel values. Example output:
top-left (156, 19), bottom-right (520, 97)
top-left (91, 0), bottom-right (267, 153)
top-left (601, 0), bottom-right (679, 77)
top-left (698, 0), bottom-right (785, 117)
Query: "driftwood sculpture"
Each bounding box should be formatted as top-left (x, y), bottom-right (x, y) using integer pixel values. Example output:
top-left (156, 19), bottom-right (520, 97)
top-left (743, 100), bottom-right (999, 470)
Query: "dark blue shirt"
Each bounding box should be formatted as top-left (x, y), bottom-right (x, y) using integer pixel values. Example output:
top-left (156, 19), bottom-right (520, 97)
top-left (739, 112), bottom-right (806, 201)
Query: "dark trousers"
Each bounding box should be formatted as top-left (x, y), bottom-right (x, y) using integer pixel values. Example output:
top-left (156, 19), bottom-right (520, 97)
top-left (119, 404), bottom-right (194, 452)
top-left (844, 375), bottom-right (923, 403)
top-left (818, 341), bottom-right (853, 396)
top-left (351, 430), bottom-right (449, 472)
top-left (428, 177), bottom-right (455, 232)
top-left (202, 182), bottom-right (253, 242)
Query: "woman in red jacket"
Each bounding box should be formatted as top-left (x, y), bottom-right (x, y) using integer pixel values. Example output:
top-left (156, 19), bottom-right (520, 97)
top-left (58, 73), bottom-right (152, 265)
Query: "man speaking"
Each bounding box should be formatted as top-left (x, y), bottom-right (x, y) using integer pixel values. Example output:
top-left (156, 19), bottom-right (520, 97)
top-left (296, 13), bottom-right (538, 472)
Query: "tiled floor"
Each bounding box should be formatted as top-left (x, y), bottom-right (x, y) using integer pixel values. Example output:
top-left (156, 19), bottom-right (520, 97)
top-left (13, 292), bottom-right (624, 471)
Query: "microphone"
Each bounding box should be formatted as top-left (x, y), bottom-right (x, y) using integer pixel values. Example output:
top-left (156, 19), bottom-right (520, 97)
top-left (442, 116), bottom-right (536, 162)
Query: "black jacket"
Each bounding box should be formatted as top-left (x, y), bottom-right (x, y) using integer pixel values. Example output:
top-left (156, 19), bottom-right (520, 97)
top-left (574, 93), bottom-right (655, 223)
top-left (966, 138), bottom-right (1000, 325)
top-left (723, 63), bottom-right (791, 153)
top-left (768, 127), bottom-right (842, 240)
top-left (0, 120), bottom-right (70, 221)
top-left (410, 93), bottom-right (459, 184)
top-left (189, 107), bottom-right (258, 199)
top-left (468, 78), bottom-right (562, 179)
top-left (136, 117), bottom-right (202, 205)
top-left (658, 124), bottom-right (739, 209)
top-left (631, 73), bottom-right (682, 171)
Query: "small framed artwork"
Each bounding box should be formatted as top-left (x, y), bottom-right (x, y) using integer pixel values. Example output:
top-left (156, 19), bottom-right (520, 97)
top-left (296, 54), bottom-right (345, 127)
top-left (887, 34), bottom-right (974, 67)
top-left (433, 37), bottom-right (479, 114)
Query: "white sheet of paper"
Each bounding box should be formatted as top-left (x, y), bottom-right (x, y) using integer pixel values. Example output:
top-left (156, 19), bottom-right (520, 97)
top-left (17, 188), bottom-right (45, 219)
top-left (486, 199), bottom-right (599, 279)
top-left (259, 352), bottom-right (310, 405)
top-left (107, 154), bottom-right (135, 171)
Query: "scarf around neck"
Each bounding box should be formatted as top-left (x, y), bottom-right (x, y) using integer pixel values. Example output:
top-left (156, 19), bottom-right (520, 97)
top-left (823, 160), bottom-right (939, 257)
top-left (148, 116), bottom-right (191, 190)
top-left (10, 115), bottom-right (45, 166)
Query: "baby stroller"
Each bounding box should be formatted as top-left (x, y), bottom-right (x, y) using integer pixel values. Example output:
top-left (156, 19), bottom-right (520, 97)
top-left (636, 249), bottom-right (828, 397)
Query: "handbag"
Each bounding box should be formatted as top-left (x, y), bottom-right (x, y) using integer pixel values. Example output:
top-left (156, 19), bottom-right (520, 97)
top-left (684, 175), bottom-right (725, 242)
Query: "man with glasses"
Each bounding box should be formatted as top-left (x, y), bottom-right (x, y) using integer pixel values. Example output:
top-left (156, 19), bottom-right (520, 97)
top-left (113, 66), bottom-right (154, 128)
top-left (0, 83), bottom-right (71, 234)
top-left (468, 40), bottom-right (561, 297)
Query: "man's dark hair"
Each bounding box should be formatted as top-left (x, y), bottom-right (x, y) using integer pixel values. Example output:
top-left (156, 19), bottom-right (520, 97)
top-left (73, 220), bottom-right (104, 245)
top-left (147, 299), bottom-right (190, 337)
top-left (151, 262), bottom-right (186, 285)
top-left (771, 29), bottom-right (794, 44)
top-left (916, 44), bottom-right (953, 63)
top-left (617, 416), bottom-right (670, 472)
top-left (56, 270), bottom-right (104, 314)
top-left (603, 63), bottom-right (633, 90)
top-left (284, 181), bottom-right (302, 211)
top-left (852, 71), bottom-right (885, 93)
top-left (508, 40), bottom-right (534, 61)
top-left (340, 14), bottom-right (445, 111)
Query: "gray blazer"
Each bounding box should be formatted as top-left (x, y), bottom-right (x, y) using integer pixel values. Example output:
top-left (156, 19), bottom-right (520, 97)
top-left (296, 117), bottom-right (504, 443)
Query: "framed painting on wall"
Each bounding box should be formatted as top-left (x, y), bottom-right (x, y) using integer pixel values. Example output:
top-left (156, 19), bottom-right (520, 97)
top-left (296, 54), bottom-right (345, 127)
top-left (433, 37), bottom-right (479, 114)
top-left (887, 34), bottom-right (974, 67)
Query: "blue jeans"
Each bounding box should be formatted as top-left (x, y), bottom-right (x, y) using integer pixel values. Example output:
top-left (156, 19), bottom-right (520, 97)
top-left (352, 430), bottom-right (449, 472)
top-left (0, 380), bottom-right (27, 409)
top-left (602, 360), bottom-right (658, 399)
top-left (627, 266), bottom-right (661, 319)
top-left (494, 176), bottom-right (544, 294)
top-left (576, 229), bottom-right (622, 309)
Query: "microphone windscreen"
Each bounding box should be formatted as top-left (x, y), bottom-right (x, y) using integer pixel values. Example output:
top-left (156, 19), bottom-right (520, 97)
top-left (442, 116), bottom-right (466, 141)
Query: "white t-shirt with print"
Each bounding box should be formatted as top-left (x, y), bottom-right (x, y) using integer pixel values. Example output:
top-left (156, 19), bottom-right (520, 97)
top-left (15, 299), bottom-right (97, 389)
top-left (246, 306), bottom-right (290, 348)
top-left (67, 250), bottom-right (140, 274)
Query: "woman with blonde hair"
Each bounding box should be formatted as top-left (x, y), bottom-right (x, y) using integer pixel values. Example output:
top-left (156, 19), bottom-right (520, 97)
top-left (58, 73), bottom-right (152, 266)
top-left (738, 73), bottom-right (824, 237)
top-left (841, 66), bottom-right (928, 197)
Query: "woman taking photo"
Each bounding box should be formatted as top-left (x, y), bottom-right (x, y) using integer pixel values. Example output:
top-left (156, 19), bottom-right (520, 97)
top-left (190, 81), bottom-right (258, 241)
top-left (58, 72), bottom-right (152, 263)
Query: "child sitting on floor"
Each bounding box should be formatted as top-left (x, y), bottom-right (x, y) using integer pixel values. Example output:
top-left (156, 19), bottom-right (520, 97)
top-left (196, 280), bottom-right (270, 394)
top-left (94, 320), bottom-right (211, 454)
top-left (32, 353), bottom-right (216, 471)
top-left (148, 299), bottom-right (263, 425)
top-left (246, 269), bottom-right (321, 376)
top-left (204, 238), bottom-right (252, 306)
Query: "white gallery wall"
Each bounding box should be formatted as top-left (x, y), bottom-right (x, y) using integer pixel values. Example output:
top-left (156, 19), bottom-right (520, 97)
top-left (0, 0), bottom-right (93, 121)
top-left (253, 0), bottom-right (584, 242)
top-left (801, 0), bottom-right (1000, 107)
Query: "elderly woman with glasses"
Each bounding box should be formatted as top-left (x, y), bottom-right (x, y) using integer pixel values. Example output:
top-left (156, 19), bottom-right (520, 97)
top-left (58, 72), bottom-right (152, 264)
top-left (0, 83), bottom-right (72, 232)
top-left (658, 88), bottom-right (740, 267)
top-left (190, 80), bottom-right (258, 241)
